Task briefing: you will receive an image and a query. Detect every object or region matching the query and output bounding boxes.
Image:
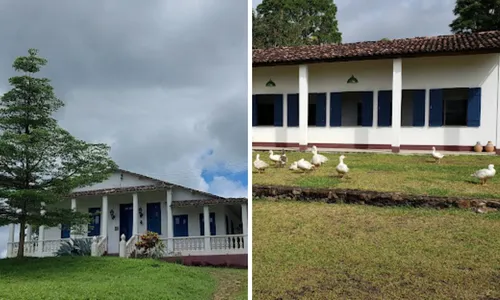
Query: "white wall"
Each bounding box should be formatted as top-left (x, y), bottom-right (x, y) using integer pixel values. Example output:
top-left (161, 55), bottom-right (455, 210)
top-left (172, 205), bottom-right (228, 236)
top-left (252, 54), bottom-right (500, 147)
top-left (72, 171), bottom-right (157, 192)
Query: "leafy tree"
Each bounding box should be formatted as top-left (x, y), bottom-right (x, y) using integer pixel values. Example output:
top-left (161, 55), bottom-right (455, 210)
top-left (0, 49), bottom-right (117, 257)
top-left (253, 0), bottom-right (342, 49)
top-left (450, 0), bottom-right (500, 33)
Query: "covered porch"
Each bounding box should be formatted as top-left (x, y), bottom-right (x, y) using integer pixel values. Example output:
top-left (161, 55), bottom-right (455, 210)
top-left (7, 187), bottom-right (248, 259)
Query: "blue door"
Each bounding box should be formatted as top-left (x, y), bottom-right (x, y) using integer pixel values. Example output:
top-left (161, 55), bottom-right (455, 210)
top-left (199, 212), bottom-right (216, 235)
top-left (88, 207), bottom-right (101, 236)
top-left (147, 202), bottom-right (161, 234)
top-left (120, 204), bottom-right (133, 240)
top-left (61, 224), bottom-right (70, 238)
top-left (173, 215), bottom-right (188, 237)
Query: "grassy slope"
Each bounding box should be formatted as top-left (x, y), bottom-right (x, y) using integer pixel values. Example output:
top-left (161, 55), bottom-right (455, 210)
top-left (0, 257), bottom-right (247, 300)
top-left (253, 200), bottom-right (500, 300)
top-left (253, 151), bottom-right (500, 199)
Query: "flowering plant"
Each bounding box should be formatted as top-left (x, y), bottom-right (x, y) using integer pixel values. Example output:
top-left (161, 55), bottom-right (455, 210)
top-left (135, 231), bottom-right (165, 259)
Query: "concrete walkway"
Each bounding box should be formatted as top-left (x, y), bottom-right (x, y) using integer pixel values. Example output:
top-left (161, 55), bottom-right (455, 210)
top-left (252, 146), bottom-right (497, 156)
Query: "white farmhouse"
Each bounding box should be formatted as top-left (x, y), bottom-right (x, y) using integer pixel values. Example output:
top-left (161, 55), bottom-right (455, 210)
top-left (6, 169), bottom-right (248, 266)
top-left (252, 31), bottom-right (500, 154)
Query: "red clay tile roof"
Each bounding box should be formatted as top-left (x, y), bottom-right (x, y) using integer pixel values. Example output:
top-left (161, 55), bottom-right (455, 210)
top-left (171, 198), bottom-right (248, 207)
top-left (253, 31), bottom-right (500, 67)
top-left (70, 184), bottom-right (169, 197)
top-left (68, 168), bottom-right (227, 200)
top-left (68, 169), bottom-right (243, 202)
top-left (116, 169), bottom-right (224, 199)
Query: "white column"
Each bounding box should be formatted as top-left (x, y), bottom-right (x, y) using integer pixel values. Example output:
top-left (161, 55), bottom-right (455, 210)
top-left (101, 196), bottom-right (108, 237)
top-left (37, 225), bottom-right (45, 256)
top-left (70, 198), bottom-right (77, 238)
top-left (132, 193), bottom-right (139, 236)
top-left (166, 188), bottom-right (173, 253)
top-left (203, 206), bottom-right (210, 251)
top-left (7, 223), bottom-right (14, 257)
top-left (496, 54), bottom-right (500, 155)
top-left (26, 225), bottom-right (32, 241)
top-left (160, 200), bottom-right (167, 237)
top-left (391, 58), bottom-right (402, 153)
top-left (241, 203), bottom-right (248, 249)
top-left (299, 64), bottom-right (309, 150)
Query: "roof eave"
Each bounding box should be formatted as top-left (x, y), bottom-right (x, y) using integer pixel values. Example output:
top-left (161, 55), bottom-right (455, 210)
top-left (252, 48), bottom-right (500, 68)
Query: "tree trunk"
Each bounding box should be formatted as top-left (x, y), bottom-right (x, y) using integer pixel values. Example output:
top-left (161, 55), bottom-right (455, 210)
top-left (17, 219), bottom-right (26, 258)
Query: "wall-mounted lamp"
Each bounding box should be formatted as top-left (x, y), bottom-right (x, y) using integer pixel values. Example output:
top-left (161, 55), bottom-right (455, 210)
top-left (265, 79), bottom-right (276, 87)
top-left (138, 207), bottom-right (144, 218)
top-left (347, 75), bottom-right (358, 84)
top-left (110, 209), bottom-right (115, 220)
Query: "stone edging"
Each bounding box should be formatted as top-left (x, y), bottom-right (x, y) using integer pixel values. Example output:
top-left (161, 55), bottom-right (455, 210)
top-left (252, 185), bottom-right (500, 210)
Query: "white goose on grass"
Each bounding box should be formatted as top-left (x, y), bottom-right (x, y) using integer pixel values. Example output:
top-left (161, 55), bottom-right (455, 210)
top-left (289, 161), bottom-right (299, 171)
top-left (471, 164), bottom-right (496, 185)
top-left (311, 145), bottom-right (328, 165)
top-left (297, 158), bottom-right (315, 172)
top-left (336, 155), bottom-right (349, 178)
top-left (254, 154), bottom-right (269, 173)
top-left (269, 150), bottom-right (281, 166)
top-left (431, 146), bottom-right (444, 164)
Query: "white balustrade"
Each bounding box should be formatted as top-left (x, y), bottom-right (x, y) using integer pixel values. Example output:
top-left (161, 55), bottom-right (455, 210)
top-left (210, 234), bottom-right (245, 251)
top-left (125, 234), bottom-right (138, 258)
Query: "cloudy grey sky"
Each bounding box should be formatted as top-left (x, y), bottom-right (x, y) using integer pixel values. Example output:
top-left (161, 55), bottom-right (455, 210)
top-left (0, 0), bottom-right (248, 257)
top-left (253, 0), bottom-right (456, 42)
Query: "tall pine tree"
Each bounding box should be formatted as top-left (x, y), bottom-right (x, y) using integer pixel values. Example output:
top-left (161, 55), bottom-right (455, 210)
top-left (450, 0), bottom-right (500, 33)
top-left (253, 0), bottom-right (342, 49)
top-left (0, 49), bottom-right (117, 257)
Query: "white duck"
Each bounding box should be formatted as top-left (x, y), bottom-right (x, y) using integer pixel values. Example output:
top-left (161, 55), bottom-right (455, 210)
top-left (431, 147), bottom-right (444, 164)
top-left (254, 154), bottom-right (269, 173)
top-left (269, 150), bottom-right (281, 166)
top-left (471, 164), bottom-right (496, 185)
top-left (289, 161), bottom-right (299, 171)
top-left (312, 145), bottom-right (328, 164)
top-left (311, 151), bottom-right (322, 167)
top-left (297, 158), bottom-right (315, 172)
top-left (336, 155), bottom-right (349, 178)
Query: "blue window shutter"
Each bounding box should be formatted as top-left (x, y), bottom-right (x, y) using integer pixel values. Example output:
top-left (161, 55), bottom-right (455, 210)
top-left (330, 92), bottom-right (342, 127)
top-left (252, 95), bottom-right (257, 127)
top-left (315, 93), bottom-right (327, 127)
top-left (429, 89), bottom-right (443, 127)
top-left (467, 87), bottom-right (481, 127)
top-left (273, 94), bottom-right (283, 127)
top-left (287, 94), bottom-right (299, 127)
top-left (377, 90), bottom-right (392, 127)
top-left (361, 91), bottom-right (374, 127)
top-left (412, 89), bottom-right (426, 127)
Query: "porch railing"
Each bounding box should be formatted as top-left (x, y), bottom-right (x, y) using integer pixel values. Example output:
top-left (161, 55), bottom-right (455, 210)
top-left (125, 234), bottom-right (138, 258)
top-left (210, 234), bottom-right (245, 251)
top-left (8, 236), bottom-right (100, 257)
top-left (173, 236), bottom-right (205, 252)
top-left (159, 234), bottom-right (246, 256)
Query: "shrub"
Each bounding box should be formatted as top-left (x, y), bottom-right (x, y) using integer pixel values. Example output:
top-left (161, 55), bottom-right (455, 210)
top-left (56, 238), bottom-right (92, 256)
top-left (135, 231), bottom-right (165, 259)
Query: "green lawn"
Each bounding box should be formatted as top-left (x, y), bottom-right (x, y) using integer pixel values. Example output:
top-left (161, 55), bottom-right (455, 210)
top-left (0, 257), bottom-right (247, 300)
top-left (253, 200), bottom-right (500, 299)
top-left (253, 151), bottom-right (500, 199)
